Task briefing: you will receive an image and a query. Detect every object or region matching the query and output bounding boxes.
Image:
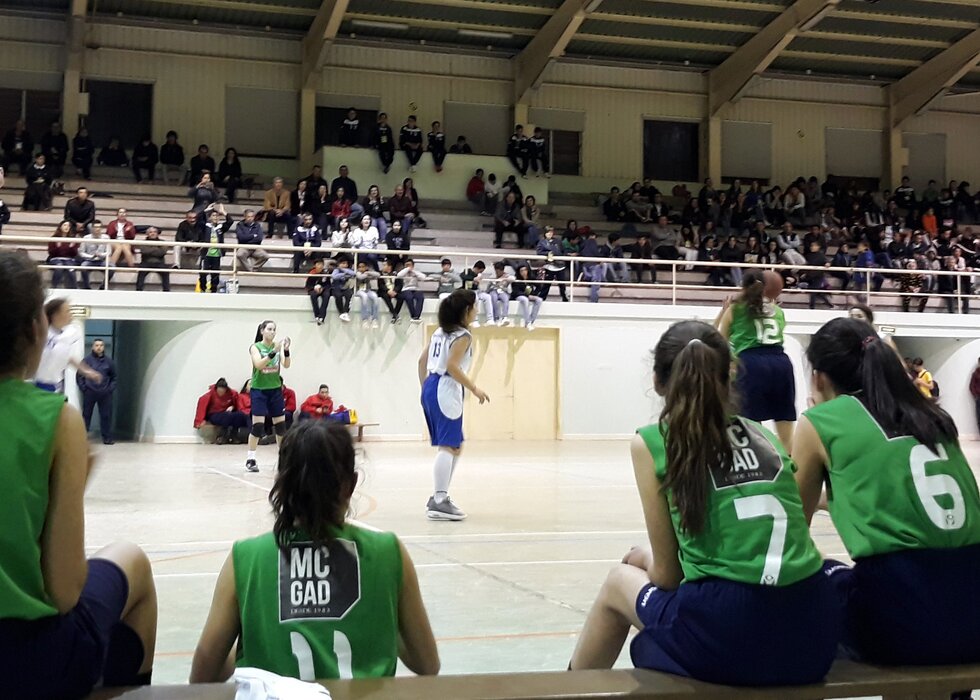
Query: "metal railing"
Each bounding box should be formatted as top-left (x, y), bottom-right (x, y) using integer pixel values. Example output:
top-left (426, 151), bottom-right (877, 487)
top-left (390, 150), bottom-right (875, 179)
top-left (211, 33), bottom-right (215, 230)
top-left (2, 233), bottom-right (977, 311)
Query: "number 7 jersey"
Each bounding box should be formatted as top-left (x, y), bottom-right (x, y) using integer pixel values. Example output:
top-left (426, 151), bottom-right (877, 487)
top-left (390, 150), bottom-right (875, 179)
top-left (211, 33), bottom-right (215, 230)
top-left (804, 395), bottom-right (980, 559)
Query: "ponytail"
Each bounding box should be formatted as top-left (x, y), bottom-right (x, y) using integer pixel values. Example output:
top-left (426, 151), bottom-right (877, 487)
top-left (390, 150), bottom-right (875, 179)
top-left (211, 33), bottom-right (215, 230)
top-left (739, 270), bottom-right (765, 318)
top-left (654, 321), bottom-right (733, 535)
top-left (255, 319), bottom-right (274, 343)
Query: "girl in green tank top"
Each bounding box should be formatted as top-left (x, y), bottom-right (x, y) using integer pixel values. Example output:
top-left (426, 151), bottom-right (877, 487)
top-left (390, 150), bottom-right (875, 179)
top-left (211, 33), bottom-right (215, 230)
top-left (191, 421), bottom-right (440, 682)
top-left (795, 317), bottom-right (980, 666)
top-left (571, 321), bottom-right (839, 686)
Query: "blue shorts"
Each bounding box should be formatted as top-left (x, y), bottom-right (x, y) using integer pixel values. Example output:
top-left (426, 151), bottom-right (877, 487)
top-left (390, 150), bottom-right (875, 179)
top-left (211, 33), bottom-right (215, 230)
top-left (0, 559), bottom-right (144, 699)
top-left (631, 566), bottom-right (840, 686)
top-left (421, 373), bottom-right (464, 449)
top-left (250, 387), bottom-right (284, 418)
top-left (735, 346), bottom-right (796, 423)
top-left (33, 381), bottom-right (59, 393)
top-left (827, 543), bottom-right (980, 665)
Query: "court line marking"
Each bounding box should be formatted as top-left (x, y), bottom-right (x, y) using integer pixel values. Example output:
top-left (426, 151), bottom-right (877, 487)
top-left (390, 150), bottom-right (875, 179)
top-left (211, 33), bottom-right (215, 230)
top-left (206, 468), bottom-right (272, 492)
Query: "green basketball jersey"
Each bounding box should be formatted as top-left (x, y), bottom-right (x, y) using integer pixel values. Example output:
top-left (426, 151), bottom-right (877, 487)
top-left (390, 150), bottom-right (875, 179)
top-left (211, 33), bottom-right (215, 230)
top-left (0, 378), bottom-right (65, 620)
top-left (233, 523), bottom-right (402, 680)
top-left (638, 417), bottom-right (823, 587)
top-left (728, 301), bottom-right (785, 356)
top-left (804, 395), bottom-right (980, 560)
top-left (251, 342), bottom-right (282, 390)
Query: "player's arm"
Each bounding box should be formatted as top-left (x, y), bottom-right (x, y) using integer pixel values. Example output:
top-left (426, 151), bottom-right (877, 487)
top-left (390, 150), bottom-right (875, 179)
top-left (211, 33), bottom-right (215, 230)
top-left (630, 434), bottom-right (683, 590)
top-left (281, 337), bottom-right (291, 369)
top-left (249, 343), bottom-right (274, 370)
top-left (69, 357), bottom-right (101, 381)
top-left (714, 299), bottom-right (733, 338)
top-left (418, 343), bottom-right (428, 387)
top-left (395, 538), bottom-right (440, 675)
top-left (190, 551), bottom-right (241, 683)
top-left (791, 415), bottom-right (828, 525)
top-left (446, 336), bottom-right (488, 404)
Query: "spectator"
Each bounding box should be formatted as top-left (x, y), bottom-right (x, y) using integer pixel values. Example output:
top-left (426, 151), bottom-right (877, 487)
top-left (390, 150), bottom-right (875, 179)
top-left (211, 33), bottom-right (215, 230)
top-left (784, 185), bottom-right (806, 226)
top-left (970, 357), bottom-right (980, 435)
top-left (302, 164), bottom-right (328, 193)
top-left (527, 127), bottom-right (549, 178)
top-left (175, 209), bottom-right (203, 271)
top-left (299, 384), bottom-right (336, 420)
top-left (513, 264), bottom-right (544, 329)
top-left (339, 107), bottom-right (360, 147)
top-left (330, 255), bottom-right (356, 322)
top-left (854, 240), bottom-right (884, 293)
top-left (330, 216), bottom-right (352, 249)
top-left (506, 124), bottom-right (528, 176)
top-left (537, 227), bottom-right (569, 302)
top-left (459, 260), bottom-right (492, 324)
top-left (263, 177), bottom-right (292, 238)
top-left (40, 121), bottom-right (69, 180)
top-left (601, 232), bottom-right (630, 283)
top-left (131, 134), bottom-right (159, 183)
top-left (188, 171), bottom-right (218, 213)
top-left (388, 183), bottom-right (415, 233)
top-left (292, 212), bottom-right (322, 274)
top-left (378, 257), bottom-right (404, 324)
top-left (650, 216), bottom-right (680, 260)
top-left (522, 195), bottom-right (542, 247)
top-left (77, 339), bottom-right (117, 444)
top-left (355, 260), bottom-right (382, 328)
top-left (697, 177), bottom-right (716, 210)
top-left (830, 243), bottom-right (853, 290)
top-left (435, 258), bottom-right (462, 299)
top-left (216, 148), bottom-right (242, 203)
top-left (312, 184), bottom-right (331, 232)
top-left (483, 173), bottom-right (499, 216)
top-left (305, 258), bottom-right (329, 324)
top-left (385, 219), bottom-right (410, 259)
top-left (64, 186), bottom-right (96, 229)
top-left (678, 225), bottom-right (700, 270)
top-left (449, 135), bottom-right (472, 154)
top-left (466, 169), bottom-right (485, 211)
top-left (373, 112), bottom-right (395, 173)
top-left (362, 184), bottom-right (388, 238)
top-left (626, 191), bottom-right (653, 223)
top-left (106, 207), bottom-right (137, 268)
top-left (777, 223), bottom-right (806, 266)
top-left (331, 166), bottom-right (364, 220)
top-left (427, 121), bottom-right (447, 172)
top-left (898, 258), bottom-right (924, 313)
top-left (329, 187), bottom-right (353, 231)
top-left (603, 187), bottom-right (626, 223)
top-left (48, 220), bottom-right (80, 288)
top-left (397, 258), bottom-right (427, 322)
top-left (895, 176), bottom-right (916, 211)
top-left (650, 192), bottom-right (670, 220)
top-left (922, 207), bottom-right (938, 237)
top-left (911, 357), bottom-right (935, 399)
top-left (718, 235), bottom-right (743, 287)
top-left (400, 115), bottom-right (423, 172)
top-left (71, 126), bottom-right (94, 179)
top-left (193, 378), bottom-right (246, 443)
top-left (500, 175), bottom-right (522, 204)
top-left (189, 144), bottom-right (216, 185)
top-left (136, 227), bottom-right (170, 291)
top-left (579, 229), bottom-right (606, 303)
top-left (487, 262), bottom-right (514, 324)
top-left (802, 241), bottom-right (833, 309)
top-left (97, 137), bottom-right (129, 167)
top-left (22, 153), bottom-right (52, 211)
top-left (1, 118), bottom-right (33, 174)
top-left (198, 204), bottom-right (232, 293)
top-left (631, 232), bottom-right (654, 284)
top-left (159, 130), bottom-right (184, 185)
top-left (494, 191), bottom-right (525, 249)
top-left (921, 179), bottom-right (940, 205)
top-left (235, 209), bottom-right (268, 272)
top-left (352, 214), bottom-right (382, 269)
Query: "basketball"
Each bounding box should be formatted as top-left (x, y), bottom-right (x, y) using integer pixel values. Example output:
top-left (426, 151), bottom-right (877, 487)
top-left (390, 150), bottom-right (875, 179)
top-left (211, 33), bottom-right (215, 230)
top-left (763, 270), bottom-right (784, 300)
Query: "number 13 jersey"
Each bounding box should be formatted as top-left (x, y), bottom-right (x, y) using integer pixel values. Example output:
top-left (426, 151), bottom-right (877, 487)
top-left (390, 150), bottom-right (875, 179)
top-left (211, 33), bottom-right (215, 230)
top-left (804, 395), bottom-right (980, 559)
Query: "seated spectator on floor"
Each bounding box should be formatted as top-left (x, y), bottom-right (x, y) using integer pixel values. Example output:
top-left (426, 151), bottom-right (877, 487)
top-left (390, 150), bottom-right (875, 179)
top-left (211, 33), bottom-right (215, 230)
top-left (625, 191), bottom-right (653, 223)
top-left (299, 385), bottom-right (352, 422)
top-left (467, 169), bottom-right (485, 211)
top-left (388, 183), bottom-right (415, 233)
top-left (340, 108), bottom-right (360, 147)
top-left (22, 153), bottom-right (52, 211)
top-left (427, 122), bottom-right (447, 172)
top-left (522, 195), bottom-right (542, 247)
top-left (97, 137), bottom-right (129, 167)
top-left (292, 213), bottom-right (322, 274)
top-left (188, 171), bottom-right (218, 214)
top-left (132, 134), bottom-right (158, 183)
top-left (135, 227), bottom-right (170, 292)
top-left (216, 148), bottom-right (242, 203)
top-left (48, 220), bottom-right (80, 289)
top-left (79, 220), bottom-right (110, 289)
top-left (189, 144), bottom-right (216, 186)
top-left (175, 209), bottom-right (203, 271)
top-left (2, 119), bottom-right (33, 175)
top-left (235, 209), bottom-right (268, 273)
top-left (331, 165), bottom-right (363, 220)
top-left (65, 186), bottom-right (96, 229)
top-left (194, 378), bottom-right (247, 443)
top-left (494, 191), bottom-right (525, 249)
top-left (0, 251), bottom-right (158, 698)
top-left (72, 126), bottom-right (94, 180)
top-left (190, 420), bottom-right (438, 684)
top-left (362, 184), bottom-right (388, 238)
top-left (400, 115), bottom-right (424, 171)
top-left (41, 121), bottom-right (69, 180)
top-left (106, 208), bottom-right (137, 268)
top-left (263, 177), bottom-right (292, 239)
top-left (603, 187), bottom-right (627, 223)
top-left (449, 135), bottom-right (472, 154)
top-left (159, 130), bottom-right (184, 185)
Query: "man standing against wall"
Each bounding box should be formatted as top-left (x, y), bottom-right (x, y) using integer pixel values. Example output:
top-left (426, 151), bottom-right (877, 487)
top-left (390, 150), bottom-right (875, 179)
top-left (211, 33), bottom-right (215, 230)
top-left (77, 339), bottom-right (117, 444)
top-left (970, 357), bottom-right (980, 436)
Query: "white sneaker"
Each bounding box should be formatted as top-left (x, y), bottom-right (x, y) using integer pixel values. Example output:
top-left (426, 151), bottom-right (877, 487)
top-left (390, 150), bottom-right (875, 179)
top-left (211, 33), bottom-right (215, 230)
top-left (362, 320), bottom-right (370, 329)
top-left (499, 318), bottom-right (512, 327)
top-left (527, 323), bottom-right (535, 331)
top-left (471, 321), bottom-right (481, 328)
top-left (371, 319), bottom-right (380, 329)
top-left (410, 165), bottom-right (417, 173)
top-left (411, 318), bottom-right (423, 324)
top-left (340, 313), bottom-right (351, 322)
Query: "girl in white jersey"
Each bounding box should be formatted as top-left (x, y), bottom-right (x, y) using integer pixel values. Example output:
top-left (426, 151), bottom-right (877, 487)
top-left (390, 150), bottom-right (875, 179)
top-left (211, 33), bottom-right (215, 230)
top-left (418, 289), bottom-right (489, 521)
top-left (33, 298), bottom-right (101, 393)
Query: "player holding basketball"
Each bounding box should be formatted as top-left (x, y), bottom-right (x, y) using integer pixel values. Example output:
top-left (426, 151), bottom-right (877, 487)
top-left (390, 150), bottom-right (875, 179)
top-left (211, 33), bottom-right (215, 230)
top-left (32, 298), bottom-right (102, 393)
top-left (191, 421), bottom-right (439, 682)
top-left (795, 317), bottom-right (980, 667)
top-left (716, 269), bottom-right (797, 451)
top-left (570, 320), bottom-right (840, 684)
top-left (418, 289), bottom-right (488, 521)
top-left (245, 320), bottom-right (290, 473)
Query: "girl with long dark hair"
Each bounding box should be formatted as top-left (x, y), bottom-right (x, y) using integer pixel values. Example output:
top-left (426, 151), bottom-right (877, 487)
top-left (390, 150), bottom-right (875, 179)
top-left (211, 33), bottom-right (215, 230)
top-left (716, 270), bottom-right (797, 451)
top-left (216, 147), bottom-right (242, 203)
top-left (570, 320), bottom-right (839, 684)
top-left (244, 320), bottom-right (291, 473)
top-left (794, 317), bottom-right (980, 667)
top-left (191, 421), bottom-right (438, 682)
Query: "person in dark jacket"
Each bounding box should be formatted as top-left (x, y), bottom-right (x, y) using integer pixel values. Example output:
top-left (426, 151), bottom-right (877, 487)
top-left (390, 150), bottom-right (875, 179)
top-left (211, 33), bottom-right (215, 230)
top-left (301, 165), bottom-right (327, 193)
top-left (536, 227), bottom-right (568, 302)
top-left (1, 119), bottom-right (33, 175)
top-left (427, 121), bottom-right (447, 172)
top-left (175, 209), bottom-right (203, 270)
top-left (234, 209), bottom-right (268, 272)
top-left (188, 171), bottom-right (218, 213)
top-left (373, 113), bottom-right (395, 173)
top-left (64, 186), bottom-right (96, 229)
top-left (40, 122), bottom-right (69, 180)
top-left (399, 115), bottom-right (423, 171)
top-left (198, 204), bottom-right (232, 292)
top-left (193, 378), bottom-right (246, 443)
top-left (131, 134), bottom-right (159, 183)
top-left (77, 339), bottom-right (117, 444)
top-left (339, 108), bottom-right (360, 147)
top-left (305, 258), bottom-right (330, 324)
top-left (494, 191), bottom-right (525, 248)
top-left (72, 127), bottom-right (94, 179)
top-left (189, 144), bottom-right (216, 186)
top-left (216, 147), bottom-right (242, 203)
top-left (507, 125), bottom-right (528, 176)
top-left (97, 137), bottom-right (129, 167)
top-left (0, 198), bottom-right (9, 237)
top-left (388, 183), bottom-right (415, 233)
top-left (159, 130), bottom-right (185, 185)
top-left (135, 227), bottom-right (170, 291)
top-left (22, 153), bottom-right (52, 211)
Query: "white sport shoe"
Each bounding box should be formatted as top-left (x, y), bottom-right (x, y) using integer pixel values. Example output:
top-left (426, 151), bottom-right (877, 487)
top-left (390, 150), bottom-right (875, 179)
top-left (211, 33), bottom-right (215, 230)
top-left (340, 313), bottom-right (351, 322)
top-left (527, 323), bottom-right (536, 331)
top-left (471, 321), bottom-right (481, 328)
top-left (362, 320), bottom-right (370, 329)
top-left (499, 318), bottom-right (512, 327)
top-left (245, 459), bottom-right (259, 473)
top-left (371, 319), bottom-right (380, 329)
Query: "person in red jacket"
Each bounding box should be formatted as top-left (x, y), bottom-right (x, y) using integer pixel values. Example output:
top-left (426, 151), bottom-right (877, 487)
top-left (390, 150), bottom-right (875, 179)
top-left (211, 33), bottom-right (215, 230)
top-left (300, 384), bottom-right (336, 420)
top-left (194, 378), bottom-right (247, 444)
top-left (466, 169), bottom-right (485, 212)
top-left (107, 207), bottom-right (137, 268)
top-left (971, 356), bottom-right (980, 436)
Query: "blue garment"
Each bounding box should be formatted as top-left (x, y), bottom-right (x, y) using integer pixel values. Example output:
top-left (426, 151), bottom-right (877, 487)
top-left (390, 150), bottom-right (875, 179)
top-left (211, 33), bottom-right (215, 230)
top-left (735, 346), bottom-right (796, 422)
top-left (76, 353), bottom-right (115, 397)
top-left (250, 387), bottom-right (284, 418)
top-left (421, 373), bottom-right (464, 449)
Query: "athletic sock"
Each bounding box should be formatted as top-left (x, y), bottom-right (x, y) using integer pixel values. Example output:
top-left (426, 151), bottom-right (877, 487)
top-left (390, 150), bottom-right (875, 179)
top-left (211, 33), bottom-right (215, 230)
top-left (450, 453), bottom-right (460, 480)
top-left (247, 450), bottom-right (256, 461)
top-left (433, 450), bottom-right (453, 502)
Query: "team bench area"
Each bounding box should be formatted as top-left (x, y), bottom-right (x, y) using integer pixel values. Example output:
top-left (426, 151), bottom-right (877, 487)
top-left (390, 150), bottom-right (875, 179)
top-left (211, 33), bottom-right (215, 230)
top-left (88, 660), bottom-right (980, 699)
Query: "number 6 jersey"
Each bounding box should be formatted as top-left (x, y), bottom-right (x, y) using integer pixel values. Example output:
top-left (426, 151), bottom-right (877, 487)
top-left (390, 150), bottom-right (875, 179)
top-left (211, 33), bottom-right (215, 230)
top-left (804, 395), bottom-right (980, 559)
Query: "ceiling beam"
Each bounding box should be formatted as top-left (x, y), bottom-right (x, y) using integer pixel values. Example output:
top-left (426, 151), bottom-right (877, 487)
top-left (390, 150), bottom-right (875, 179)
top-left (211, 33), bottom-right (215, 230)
top-left (301, 0), bottom-right (351, 89)
top-left (513, 0), bottom-right (601, 104)
top-left (888, 26), bottom-right (980, 127)
top-left (707, 0), bottom-right (840, 117)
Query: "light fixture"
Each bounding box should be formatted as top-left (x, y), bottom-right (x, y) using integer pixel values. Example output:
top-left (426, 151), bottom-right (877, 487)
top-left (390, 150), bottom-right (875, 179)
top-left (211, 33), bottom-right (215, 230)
top-left (458, 28), bottom-right (515, 40)
top-left (350, 19), bottom-right (410, 31)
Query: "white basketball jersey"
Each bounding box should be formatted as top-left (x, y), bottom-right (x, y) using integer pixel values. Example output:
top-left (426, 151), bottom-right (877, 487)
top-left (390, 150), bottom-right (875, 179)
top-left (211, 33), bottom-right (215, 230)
top-left (426, 328), bottom-right (472, 376)
top-left (33, 325), bottom-right (81, 387)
